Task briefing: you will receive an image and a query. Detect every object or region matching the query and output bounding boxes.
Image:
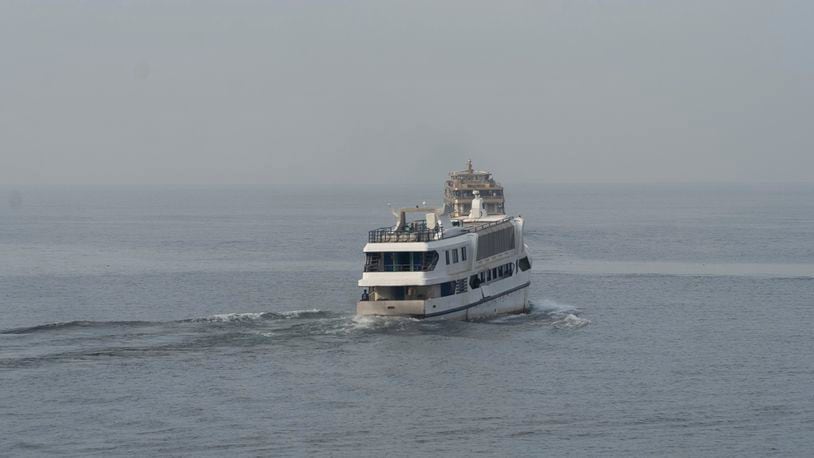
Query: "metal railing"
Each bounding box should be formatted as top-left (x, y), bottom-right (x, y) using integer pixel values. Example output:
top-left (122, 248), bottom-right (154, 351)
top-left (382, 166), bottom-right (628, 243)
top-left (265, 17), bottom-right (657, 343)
top-left (459, 217), bottom-right (513, 234)
top-left (368, 228), bottom-right (443, 243)
top-left (367, 217), bottom-right (513, 243)
top-left (364, 263), bottom-right (435, 272)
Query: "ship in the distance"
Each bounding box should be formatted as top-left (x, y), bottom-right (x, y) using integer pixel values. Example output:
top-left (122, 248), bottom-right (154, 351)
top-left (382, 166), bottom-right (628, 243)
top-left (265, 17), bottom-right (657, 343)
top-left (444, 159), bottom-right (505, 217)
top-left (356, 161), bottom-right (531, 320)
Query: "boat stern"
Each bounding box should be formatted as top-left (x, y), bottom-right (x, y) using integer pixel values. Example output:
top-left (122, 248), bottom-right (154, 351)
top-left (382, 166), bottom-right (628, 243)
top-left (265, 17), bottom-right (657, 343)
top-left (356, 299), bottom-right (426, 317)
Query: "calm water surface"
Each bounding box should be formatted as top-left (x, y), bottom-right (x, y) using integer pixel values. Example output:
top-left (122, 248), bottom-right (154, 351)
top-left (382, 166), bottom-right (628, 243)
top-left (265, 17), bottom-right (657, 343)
top-left (1, 184), bottom-right (813, 456)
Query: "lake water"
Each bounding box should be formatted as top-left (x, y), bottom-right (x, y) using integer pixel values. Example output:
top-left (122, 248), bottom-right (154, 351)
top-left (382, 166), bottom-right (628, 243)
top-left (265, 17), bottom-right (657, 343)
top-left (1, 183), bottom-right (813, 456)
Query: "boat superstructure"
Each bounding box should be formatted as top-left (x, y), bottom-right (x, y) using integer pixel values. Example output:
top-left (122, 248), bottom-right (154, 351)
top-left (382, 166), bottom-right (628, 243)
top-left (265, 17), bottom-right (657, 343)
top-left (357, 166), bottom-right (531, 320)
top-left (444, 159), bottom-right (505, 218)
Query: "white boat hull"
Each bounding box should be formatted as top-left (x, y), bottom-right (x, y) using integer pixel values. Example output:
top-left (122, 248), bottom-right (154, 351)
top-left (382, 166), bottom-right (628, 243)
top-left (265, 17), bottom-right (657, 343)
top-left (357, 281), bottom-right (530, 321)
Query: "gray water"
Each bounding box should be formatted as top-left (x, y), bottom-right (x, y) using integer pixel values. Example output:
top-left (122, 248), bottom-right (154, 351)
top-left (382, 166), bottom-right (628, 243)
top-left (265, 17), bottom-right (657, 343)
top-left (2, 184), bottom-right (813, 456)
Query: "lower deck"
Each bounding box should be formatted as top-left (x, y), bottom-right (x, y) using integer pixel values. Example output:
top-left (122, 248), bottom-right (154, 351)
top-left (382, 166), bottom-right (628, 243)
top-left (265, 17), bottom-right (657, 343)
top-left (357, 277), bottom-right (530, 320)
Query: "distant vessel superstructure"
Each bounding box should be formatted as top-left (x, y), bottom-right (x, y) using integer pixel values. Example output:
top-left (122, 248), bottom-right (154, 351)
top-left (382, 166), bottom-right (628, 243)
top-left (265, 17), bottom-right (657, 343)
top-left (444, 159), bottom-right (505, 218)
top-left (357, 161), bottom-right (530, 320)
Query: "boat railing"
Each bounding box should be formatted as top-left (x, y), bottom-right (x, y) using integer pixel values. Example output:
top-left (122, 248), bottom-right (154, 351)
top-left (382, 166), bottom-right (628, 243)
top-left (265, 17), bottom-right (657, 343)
top-left (364, 263), bottom-right (435, 272)
top-left (459, 217), bottom-right (514, 234)
top-left (368, 218), bottom-right (513, 243)
top-left (367, 217), bottom-right (513, 243)
top-left (368, 227), bottom-right (443, 243)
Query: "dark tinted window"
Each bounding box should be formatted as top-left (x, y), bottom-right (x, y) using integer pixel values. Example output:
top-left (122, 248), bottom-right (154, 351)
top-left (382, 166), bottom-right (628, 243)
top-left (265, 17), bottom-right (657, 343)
top-left (477, 225), bottom-right (516, 260)
top-left (440, 281), bottom-right (456, 297)
top-left (365, 252), bottom-right (439, 272)
top-left (469, 275), bottom-right (480, 289)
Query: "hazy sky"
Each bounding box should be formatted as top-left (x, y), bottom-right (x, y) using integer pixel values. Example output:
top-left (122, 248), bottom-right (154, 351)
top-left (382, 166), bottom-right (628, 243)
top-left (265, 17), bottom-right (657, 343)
top-left (1, 0), bottom-right (812, 185)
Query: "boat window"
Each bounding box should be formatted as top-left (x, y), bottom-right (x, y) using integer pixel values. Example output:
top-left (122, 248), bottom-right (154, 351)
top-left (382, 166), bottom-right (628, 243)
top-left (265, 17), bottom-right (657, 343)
top-left (365, 251), bottom-right (439, 272)
top-left (487, 269), bottom-right (491, 281)
top-left (445, 250), bottom-right (450, 265)
top-left (477, 225), bottom-right (516, 260)
top-left (370, 286), bottom-right (406, 301)
top-left (396, 252), bottom-right (410, 269)
top-left (412, 254), bottom-right (421, 271)
top-left (492, 268), bottom-right (497, 279)
top-left (469, 275), bottom-right (481, 289)
top-left (371, 285), bottom-right (444, 301)
top-left (440, 281), bottom-right (456, 297)
top-left (461, 246), bottom-right (467, 261)
top-left (518, 256), bottom-right (531, 272)
top-left (452, 249), bottom-right (459, 263)
top-left (405, 285), bottom-right (435, 300)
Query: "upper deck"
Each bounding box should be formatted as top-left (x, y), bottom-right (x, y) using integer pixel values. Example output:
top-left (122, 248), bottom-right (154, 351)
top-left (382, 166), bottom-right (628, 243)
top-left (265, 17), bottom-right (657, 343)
top-left (368, 216), bottom-right (513, 243)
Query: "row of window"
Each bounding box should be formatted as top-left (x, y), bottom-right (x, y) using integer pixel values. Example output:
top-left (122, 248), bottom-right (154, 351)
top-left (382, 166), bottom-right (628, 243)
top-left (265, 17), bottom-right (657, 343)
top-left (367, 279), bottom-right (467, 301)
top-left (469, 262), bottom-right (514, 289)
top-left (364, 251), bottom-right (439, 272)
top-left (468, 257), bottom-right (531, 289)
top-left (444, 246), bottom-right (467, 265)
top-left (362, 250), bottom-right (527, 274)
top-left (451, 190), bottom-right (504, 198)
top-left (366, 257), bottom-right (531, 301)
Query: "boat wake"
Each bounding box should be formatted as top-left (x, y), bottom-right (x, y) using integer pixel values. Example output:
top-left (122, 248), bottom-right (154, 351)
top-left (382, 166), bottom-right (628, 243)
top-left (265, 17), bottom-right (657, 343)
top-left (531, 299), bottom-right (591, 329)
top-left (2, 300), bottom-right (588, 336)
top-left (484, 299), bottom-right (591, 329)
top-left (1, 310), bottom-right (340, 335)
top-left (1, 301), bottom-right (588, 368)
top-left (1, 320), bottom-right (157, 334)
top-left (185, 309), bottom-right (333, 323)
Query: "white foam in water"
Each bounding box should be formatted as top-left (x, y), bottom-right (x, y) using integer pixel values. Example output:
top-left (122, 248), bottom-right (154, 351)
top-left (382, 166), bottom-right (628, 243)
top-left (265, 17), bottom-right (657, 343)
top-left (532, 299), bottom-right (578, 315)
top-left (204, 312), bottom-right (266, 322)
top-left (531, 299), bottom-right (591, 329)
top-left (487, 313), bottom-right (529, 323)
top-left (279, 309), bottom-right (322, 319)
top-left (551, 313), bottom-right (591, 329)
top-left (349, 314), bottom-right (418, 332)
top-left (197, 309), bottom-right (328, 323)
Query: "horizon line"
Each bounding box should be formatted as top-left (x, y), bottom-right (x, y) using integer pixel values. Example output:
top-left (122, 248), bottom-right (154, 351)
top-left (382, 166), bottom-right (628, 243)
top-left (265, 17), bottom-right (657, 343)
top-left (2, 180), bottom-right (814, 188)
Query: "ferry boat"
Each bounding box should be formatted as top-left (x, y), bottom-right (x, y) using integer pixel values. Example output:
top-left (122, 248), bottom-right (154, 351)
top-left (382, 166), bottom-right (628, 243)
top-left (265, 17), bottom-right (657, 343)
top-left (444, 159), bottom-right (505, 217)
top-left (356, 162), bottom-right (531, 320)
